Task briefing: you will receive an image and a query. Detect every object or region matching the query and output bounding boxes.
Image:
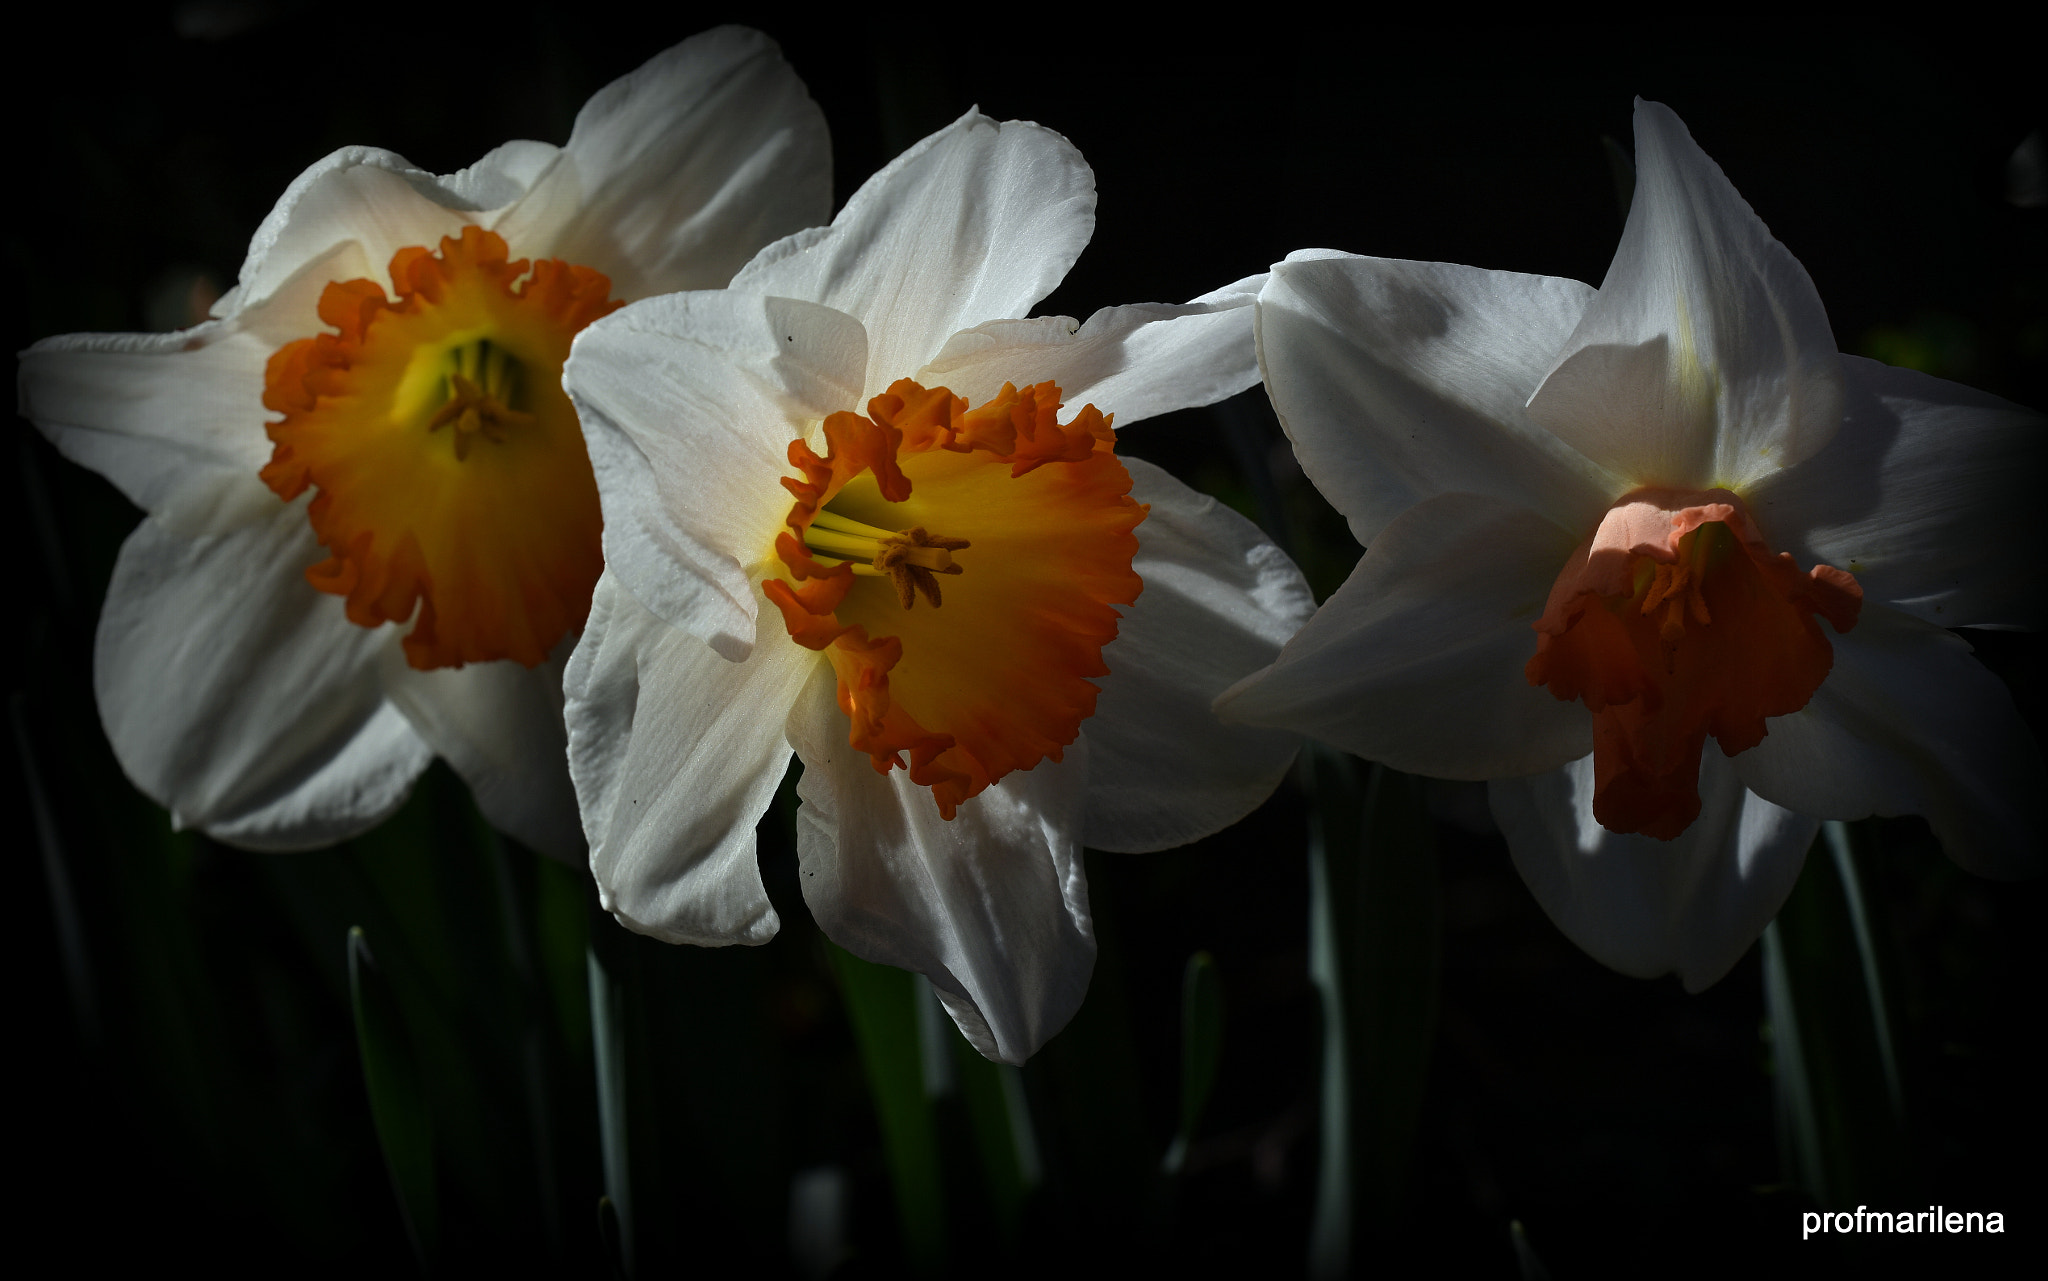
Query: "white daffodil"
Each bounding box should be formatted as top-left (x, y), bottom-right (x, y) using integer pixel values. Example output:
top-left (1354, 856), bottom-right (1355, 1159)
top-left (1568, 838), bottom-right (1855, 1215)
top-left (561, 111), bottom-right (1313, 1063)
top-left (18, 28), bottom-right (830, 860)
top-left (1219, 99), bottom-right (2044, 988)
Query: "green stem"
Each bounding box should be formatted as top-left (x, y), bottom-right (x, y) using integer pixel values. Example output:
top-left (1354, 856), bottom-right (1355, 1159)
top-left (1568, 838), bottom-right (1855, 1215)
top-left (828, 945), bottom-right (947, 1272)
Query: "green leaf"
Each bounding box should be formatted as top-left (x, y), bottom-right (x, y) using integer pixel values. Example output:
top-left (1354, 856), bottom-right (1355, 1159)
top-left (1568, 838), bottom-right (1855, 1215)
top-left (953, 1034), bottom-right (1042, 1241)
top-left (349, 925), bottom-right (438, 1269)
top-left (1162, 950), bottom-right (1224, 1175)
top-left (1305, 748), bottom-right (1441, 1276)
top-left (597, 1195), bottom-right (627, 1281)
top-left (827, 943), bottom-right (946, 1272)
top-left (585, 944), bottom-right (634, 1275)
top-left (1763, 820), bottom-right (1909, 1207)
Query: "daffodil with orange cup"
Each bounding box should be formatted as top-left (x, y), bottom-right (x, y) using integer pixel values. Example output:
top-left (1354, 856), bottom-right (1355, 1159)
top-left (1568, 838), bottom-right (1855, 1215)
top-left (19, 29), bottom-right (830, 859)
top-left (1219, 100), bottom-right (2044, 988)
top-left (561, 112), bottom-right (1313, 1063)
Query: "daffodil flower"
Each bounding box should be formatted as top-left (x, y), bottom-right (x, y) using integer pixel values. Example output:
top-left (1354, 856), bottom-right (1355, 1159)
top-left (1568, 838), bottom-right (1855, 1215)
top-left (18, 29), bottom-right (830, 859)
top-left (1219, 100), bottom-right (2044, 987)
top-left (561, 111), bottom-right (1313, 1062)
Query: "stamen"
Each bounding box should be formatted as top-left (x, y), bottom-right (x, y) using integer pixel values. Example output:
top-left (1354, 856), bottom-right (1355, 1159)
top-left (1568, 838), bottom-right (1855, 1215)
top-left (803, 509), bottom-right (969, 607)
top-left (765, 376), bottom-right (1144, 820)
top-left (260, 226), bottom-right (619, 669)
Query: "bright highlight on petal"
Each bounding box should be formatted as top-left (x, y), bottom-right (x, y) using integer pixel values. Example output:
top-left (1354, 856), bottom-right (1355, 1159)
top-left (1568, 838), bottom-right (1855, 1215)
top-left (260, 226), bottom-right (622, 670)
top-left (765, 378), bottom-right (1146, 820)
top-left (1525, 488), bottom-right (1862, 839)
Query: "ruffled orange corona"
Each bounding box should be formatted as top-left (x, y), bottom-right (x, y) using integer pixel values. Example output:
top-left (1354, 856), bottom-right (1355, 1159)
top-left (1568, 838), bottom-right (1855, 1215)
top-left (764, 379), bottom-right (1147, 819)
top-left (260, 226), bottom-right (621, 669)
top-left (1526, 489), bottom-right (1863, 839)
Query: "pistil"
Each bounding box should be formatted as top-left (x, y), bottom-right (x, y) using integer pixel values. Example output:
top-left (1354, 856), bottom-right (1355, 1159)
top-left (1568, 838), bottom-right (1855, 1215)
top-left (260, 225), bottom-right (619, 669)
top-left (803, 508), bottom-right (969, 607)
top-left (428, 340), bottom-right (535, 460)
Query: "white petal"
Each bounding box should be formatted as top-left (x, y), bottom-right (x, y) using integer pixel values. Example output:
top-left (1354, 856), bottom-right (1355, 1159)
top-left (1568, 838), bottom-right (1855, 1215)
top-left (731, 111), bottom-right (1095, 391)
top-left (1732, 602), bottom-right (2044, 878)
top-left (566, 572), bottom-right (817, 946)
top-left (227, 148), bottom-right (474, 313)
top-left (918, 272), bottom-right (1265, 425)
top-left (17, 241), bottom-right (368, 537)
top-left (442, 139), bottom-right (561, 213)
top-left (1746, 355), bottom-right (2048, 629)
top-left (1490, 746), bottom-right (1818, 990)
top-left (1082, 459), bottom-right (1311, 852)
top-left (95, 502), bottom-right (429, 849)
top-left (564, 291), bottom-right (867, 660)
top-left (495, 27), bottom-right (831, 300)
top-left (1255, 251), bottom-right (1616, 547)
top-left (789, 665), bottom-right (1094, 1065)
top-left (21, 327), bottom-right (279, 535)
top-left (381, 642), bottom-right (584, 864)
top-left (1526, 101), bottom-right (1844, 492)
top-left (1215, 492), bottom-right (1591, 779)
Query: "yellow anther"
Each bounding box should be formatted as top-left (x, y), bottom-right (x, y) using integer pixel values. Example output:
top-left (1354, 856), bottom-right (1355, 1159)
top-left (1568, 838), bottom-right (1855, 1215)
top-left (803, 509), bottom-right (970, 606)
top-left (427, 350), bottom-right (537, 461)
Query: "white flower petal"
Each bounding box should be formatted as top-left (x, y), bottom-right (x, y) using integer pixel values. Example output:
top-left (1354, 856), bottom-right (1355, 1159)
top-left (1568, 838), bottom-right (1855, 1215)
top-left (789, 665), bottom-right (1093, 1065)
top-left (22, 329), bottom-right (281, 536)
top-left (731, 111), bottom-right (1095, 390)
top-left (1215, 492), bottom-right (1591, 779)
top-left (918, 272), bottom-right (1266, 424)
top-left (1490, 746), bottom-right (1818, 991)
top-left (1082, 459), bottom-right (1311, 852)
top-left (381, 641), bottom-right (584, 864)
top-left (495, 27), bottom-right (831, 300)
top-left (442, 139), bottom-right (561, 213)
top-left (226, 148), bottom-right (474, 313)
top-left (1256, 251), bottom-right (1616, 547)
top-left (95, 502), bottom-right (429, 849)
top-left (1732, 602), bottom-right (2044, 878)
top-left (18, 242), bottom-right (368, 537)
top-left (566, 572), bottom-right (816, 946)
top-left (565, 291), bottom-right (867, 660)
top-left (1747, 355), bottom-right (2048, 629)
top-left (1526, 100), bottom-right (1844, 492)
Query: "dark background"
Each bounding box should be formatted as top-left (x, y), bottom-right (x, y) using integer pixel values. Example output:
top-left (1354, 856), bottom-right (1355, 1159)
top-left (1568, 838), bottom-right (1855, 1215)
top-left (5, 6), bottom-right (2042, 1278)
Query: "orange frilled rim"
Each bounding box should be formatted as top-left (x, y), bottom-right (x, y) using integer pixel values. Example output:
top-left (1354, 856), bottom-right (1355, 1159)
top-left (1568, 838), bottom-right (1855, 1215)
top-left (764, 378), bottom-right (1147, 819)
top-left (1525, 487), bottom-right (1863, 840)
top-left (260, 226), bottom-right (621, 669)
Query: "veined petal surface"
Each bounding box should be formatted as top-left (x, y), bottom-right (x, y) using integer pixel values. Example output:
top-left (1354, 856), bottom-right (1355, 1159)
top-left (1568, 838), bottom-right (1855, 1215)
top-left (21, 314), bottom-right (300, 538)
top-left (381, 643), bottom-right (584, 863)
top-left (567, 572), bottom-right (815, 945)
top-left (1490, 746), bottom-right (1818, 990)
top-left (1732, 602), bottom-right (2044, 878)
top-left (1216, 492), bottom-right (1591, 779)
top-left (730, 111), bottom-right (1095, 391)
top-left (1526, 101), bottom-right (1844, 492)
top-left (439, 139), bottom-right (560, 211)
top-left (1082, 460), bottom-right (1311, 852)
top-left (497, 27), bottom-right (831, 300)
top-left (1256, 252), bottom-right (1617, 546)
top-left (565, 290), bottom-right (867, 660)
top-left (223, 149), bottom-right (475, 314)
top-left (919, 272), bottom-right (1266, 425)
top-left (1747, 355), bottom-right (2048, 629)
top-left (790, 665), bottom-right (1094, 1065)
top-left (96, 502), bottom-right (429, 847)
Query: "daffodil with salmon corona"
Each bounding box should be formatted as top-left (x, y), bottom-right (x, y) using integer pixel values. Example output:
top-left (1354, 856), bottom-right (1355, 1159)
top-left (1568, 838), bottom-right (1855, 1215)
top-left (561, 112), bottom-right (1312, 1062)
top-left (18, 29), bottom-right (830, 858)
top-left (1219, 100), bottom-right (2044, 987)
